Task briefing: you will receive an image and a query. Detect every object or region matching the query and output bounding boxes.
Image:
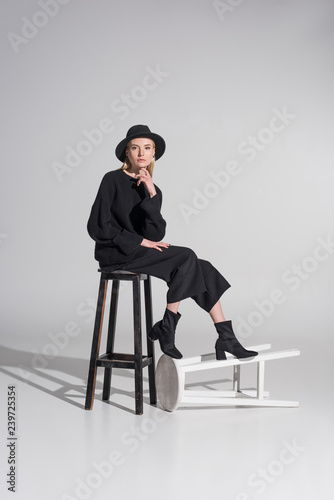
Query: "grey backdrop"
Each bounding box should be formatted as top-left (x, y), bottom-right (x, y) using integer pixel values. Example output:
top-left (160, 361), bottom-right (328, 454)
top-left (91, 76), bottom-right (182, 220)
top-left (1, 1), bottom-right (334, 499)
top-left (1, 0), bottom-right (333, 355)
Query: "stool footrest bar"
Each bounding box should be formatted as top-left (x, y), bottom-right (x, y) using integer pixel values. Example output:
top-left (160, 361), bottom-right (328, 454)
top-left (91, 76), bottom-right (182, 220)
top-left (97, 353), bottom-right (152, 369)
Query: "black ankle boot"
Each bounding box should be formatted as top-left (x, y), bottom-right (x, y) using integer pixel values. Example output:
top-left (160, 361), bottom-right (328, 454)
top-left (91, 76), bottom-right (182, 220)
top-left (148, 308), bottom-right (183, 359)
top-left (214, 320), bottom-right (258, 360)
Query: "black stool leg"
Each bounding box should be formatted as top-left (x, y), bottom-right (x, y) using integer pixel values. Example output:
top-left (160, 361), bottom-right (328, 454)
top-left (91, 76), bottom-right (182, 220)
top-left (133, 275), bottom-right (143, 415)
top-left (103, 279), bottom-right (120, 401)
top-left (85, 275), bottom-right (108, 410)
top-left (144, 276), bottom-right (157, 405)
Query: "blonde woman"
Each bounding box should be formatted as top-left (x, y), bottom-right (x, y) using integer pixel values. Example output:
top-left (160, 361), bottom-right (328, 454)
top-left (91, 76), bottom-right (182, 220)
top-left (87, 125), bottom-right (257, 360)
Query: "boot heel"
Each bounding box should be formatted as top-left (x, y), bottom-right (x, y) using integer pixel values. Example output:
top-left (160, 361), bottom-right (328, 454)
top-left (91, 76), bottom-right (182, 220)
top-left (214, 320), bottom-right (258, 359)
top-left (216, 349), bottom-right (227, 361)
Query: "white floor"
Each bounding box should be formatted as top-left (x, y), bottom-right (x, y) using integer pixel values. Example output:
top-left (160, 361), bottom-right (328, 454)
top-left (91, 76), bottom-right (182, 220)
top-left (0, 336), bottom-right (333, 500)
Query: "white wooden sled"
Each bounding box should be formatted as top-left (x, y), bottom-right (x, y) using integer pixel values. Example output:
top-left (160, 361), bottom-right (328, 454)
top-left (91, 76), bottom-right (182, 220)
top-left (155, 344), bottom-right (300, 411)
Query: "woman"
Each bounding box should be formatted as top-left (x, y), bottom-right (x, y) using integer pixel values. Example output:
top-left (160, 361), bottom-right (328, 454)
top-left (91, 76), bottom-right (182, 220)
top-left (87, 124), bottom-right (257, 361)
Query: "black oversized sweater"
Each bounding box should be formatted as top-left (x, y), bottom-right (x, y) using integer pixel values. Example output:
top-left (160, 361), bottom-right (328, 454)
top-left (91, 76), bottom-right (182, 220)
top-left (87, 168), bottom-right (166, 267)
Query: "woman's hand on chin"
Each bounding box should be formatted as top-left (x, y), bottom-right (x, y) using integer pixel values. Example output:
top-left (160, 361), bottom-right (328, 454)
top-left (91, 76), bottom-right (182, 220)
top-left (136, 169), bottom-right (157, 197)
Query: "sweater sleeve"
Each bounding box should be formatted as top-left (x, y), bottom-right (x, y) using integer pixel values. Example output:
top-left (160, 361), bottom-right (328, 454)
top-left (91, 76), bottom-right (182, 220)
top-left (139, 186), bottom-right (166, 241)
top-left (87, 174), bottom-right (143, 255)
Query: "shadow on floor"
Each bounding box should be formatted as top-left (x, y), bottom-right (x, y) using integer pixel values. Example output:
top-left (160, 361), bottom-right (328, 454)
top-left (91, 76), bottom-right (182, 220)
top-left (0, 344), bottom-right (237, 413)
top-left (0, 344), bottom-right (150, 412)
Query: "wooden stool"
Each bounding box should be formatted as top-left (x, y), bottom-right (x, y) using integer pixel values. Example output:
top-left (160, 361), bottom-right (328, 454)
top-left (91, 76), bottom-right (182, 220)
top-left (85, 270), bottom-right (156, 415)
top-left (156, 344), bottom-right (300, 411)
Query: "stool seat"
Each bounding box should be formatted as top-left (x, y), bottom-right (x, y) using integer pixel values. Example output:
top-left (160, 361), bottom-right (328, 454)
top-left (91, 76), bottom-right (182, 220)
top-left (85, 269), bottom-right (156, 415)
top-left (100, 269), bottom-right (136, 273)
top-left (99, 269), bottom-right (149, 280)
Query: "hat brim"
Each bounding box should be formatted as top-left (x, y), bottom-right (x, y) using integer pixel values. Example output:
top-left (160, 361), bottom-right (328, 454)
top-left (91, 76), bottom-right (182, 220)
top-left (115, 132), bottom-right (166, 162)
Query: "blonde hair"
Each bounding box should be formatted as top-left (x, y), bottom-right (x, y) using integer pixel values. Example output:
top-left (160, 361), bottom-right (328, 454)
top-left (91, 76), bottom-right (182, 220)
top-left (120, 139), bottom-right (156, 177)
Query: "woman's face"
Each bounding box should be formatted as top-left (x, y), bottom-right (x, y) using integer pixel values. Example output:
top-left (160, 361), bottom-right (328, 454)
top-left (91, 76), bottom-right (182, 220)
top-left (126, 137), bottom-right (155, 169)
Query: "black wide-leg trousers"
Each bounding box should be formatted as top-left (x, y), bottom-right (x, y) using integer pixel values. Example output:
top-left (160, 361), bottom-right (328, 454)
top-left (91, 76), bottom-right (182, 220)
top-left (104, 245), bottom-right (231, 313)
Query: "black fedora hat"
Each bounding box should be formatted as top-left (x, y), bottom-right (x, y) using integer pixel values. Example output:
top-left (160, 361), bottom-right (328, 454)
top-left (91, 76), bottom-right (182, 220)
top-left (115, 124), bottom-right (166, 162)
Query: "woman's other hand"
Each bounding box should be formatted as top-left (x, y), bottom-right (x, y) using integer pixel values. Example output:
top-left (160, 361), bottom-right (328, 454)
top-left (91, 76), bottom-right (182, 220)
top-left (141, 238), bottom-right (170, 252)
